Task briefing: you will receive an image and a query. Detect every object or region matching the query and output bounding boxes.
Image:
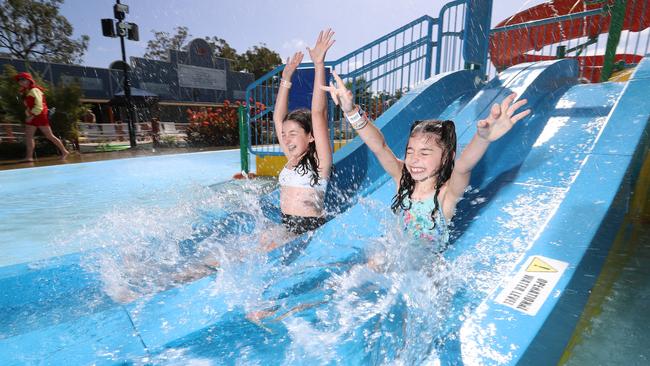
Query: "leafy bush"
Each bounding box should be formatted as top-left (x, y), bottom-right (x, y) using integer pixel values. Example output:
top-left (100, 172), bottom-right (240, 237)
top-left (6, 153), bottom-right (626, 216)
top-left (185, 100), bottom-right (265, 147)
top-left (0, 65), bottom-right (25, 123)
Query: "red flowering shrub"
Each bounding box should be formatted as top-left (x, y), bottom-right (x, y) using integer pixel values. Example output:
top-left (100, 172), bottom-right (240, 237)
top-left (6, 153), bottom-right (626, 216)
top-left (185, 100), bottom-right (265, 146)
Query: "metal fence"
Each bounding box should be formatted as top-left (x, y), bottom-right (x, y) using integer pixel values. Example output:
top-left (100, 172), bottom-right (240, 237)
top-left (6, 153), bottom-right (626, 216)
top-left (329, 15), bottom-right (437, 147)
top-left (246, 1), bottom-right (468, 156)
top-left (486, 0), bottom-right (650, 82)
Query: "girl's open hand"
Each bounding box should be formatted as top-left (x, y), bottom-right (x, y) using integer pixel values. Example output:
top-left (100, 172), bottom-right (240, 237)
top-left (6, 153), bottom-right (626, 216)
top-left (281, 51), bottom-right (303, 80)
top-left (307, 29), bottom-right (335, 65)
top-left (477, 93), bottom-right (531, 142)
top-left (320, 70), bottom-right (355, 114)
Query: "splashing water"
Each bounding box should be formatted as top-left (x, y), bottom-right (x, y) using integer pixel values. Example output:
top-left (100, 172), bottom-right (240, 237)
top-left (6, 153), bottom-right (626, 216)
top-left (77, 178), bottom-right (278, 303)
top-left (51, 169), bottom-right (565, 365)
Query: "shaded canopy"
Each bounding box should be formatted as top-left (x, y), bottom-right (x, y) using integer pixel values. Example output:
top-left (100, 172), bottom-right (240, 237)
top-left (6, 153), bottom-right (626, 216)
top-left (110, 87), bottom-right (159, 106)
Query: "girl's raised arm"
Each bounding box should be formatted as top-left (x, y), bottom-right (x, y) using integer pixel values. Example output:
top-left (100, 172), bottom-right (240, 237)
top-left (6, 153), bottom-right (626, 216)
top-left (322, 71), bottom-right (403, 184)
top-left (273, 51), bottom-right (303, 157)
top-left (307, 29), bottom-right (335, 177)
top-left (442, 93), bottom-right (530, 218)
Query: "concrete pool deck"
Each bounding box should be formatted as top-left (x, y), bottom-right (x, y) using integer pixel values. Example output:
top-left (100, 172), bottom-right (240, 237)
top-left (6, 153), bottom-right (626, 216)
top-left (0, 146), bottom-right (239, 172)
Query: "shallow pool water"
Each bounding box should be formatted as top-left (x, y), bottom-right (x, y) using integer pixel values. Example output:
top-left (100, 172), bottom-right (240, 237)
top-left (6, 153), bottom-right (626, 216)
top-left (0, 150), bottom-right (249, 266)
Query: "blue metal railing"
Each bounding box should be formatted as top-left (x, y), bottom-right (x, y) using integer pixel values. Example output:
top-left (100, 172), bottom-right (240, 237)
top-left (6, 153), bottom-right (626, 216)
top-left (245, 1), bottom-right (468, 157)
top-left (435, 0), bottom-right (468, 74)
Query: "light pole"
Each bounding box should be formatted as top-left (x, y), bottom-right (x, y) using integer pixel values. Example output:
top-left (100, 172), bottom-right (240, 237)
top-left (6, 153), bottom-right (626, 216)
top-left (101, 1), bottom-right (139, 148)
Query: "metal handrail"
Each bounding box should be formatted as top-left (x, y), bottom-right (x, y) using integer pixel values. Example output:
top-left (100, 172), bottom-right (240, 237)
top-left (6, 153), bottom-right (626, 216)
top-left (435, 0), bottom-right (468, 74)
top-left (339, 36), bottom-right (431, 79)
top-left (246, 17), bottom-right (436, 118)
top-left (332, 15), bottom-right (437, 64)
top-left (245, 16), bottom-right (437, 97)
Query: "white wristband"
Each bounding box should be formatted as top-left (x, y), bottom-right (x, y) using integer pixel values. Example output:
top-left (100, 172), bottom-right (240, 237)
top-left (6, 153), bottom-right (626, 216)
top-left (345, 107), bottom-right (368, 130)
top-left (280, 79), bottom-right (292, 88)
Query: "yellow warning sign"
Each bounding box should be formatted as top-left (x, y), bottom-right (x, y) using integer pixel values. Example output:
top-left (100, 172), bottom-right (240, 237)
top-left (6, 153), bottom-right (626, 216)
top-left (526, 257), bottom-right (557, 273)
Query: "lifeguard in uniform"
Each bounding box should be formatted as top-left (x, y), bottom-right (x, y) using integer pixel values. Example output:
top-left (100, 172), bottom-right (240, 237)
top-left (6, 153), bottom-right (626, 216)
top-left (15, 72), bottom-right (69, 161)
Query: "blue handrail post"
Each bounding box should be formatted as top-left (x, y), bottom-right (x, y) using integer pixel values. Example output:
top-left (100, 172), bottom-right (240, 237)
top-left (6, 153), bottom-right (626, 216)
top-left (463, 0), bottom-right (493, 73)
top-left (435, 24), bottom-right (443, 75)
top-left (424, 17), bottom-right (434, 79)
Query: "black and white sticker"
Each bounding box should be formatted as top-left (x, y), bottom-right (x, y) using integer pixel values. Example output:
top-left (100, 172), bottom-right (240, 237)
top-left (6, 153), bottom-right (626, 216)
top-left (495, 256), bottom-right (568, 316)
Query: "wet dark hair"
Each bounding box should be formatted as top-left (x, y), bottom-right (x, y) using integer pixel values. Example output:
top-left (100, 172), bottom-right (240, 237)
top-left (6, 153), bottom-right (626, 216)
top-left (284, 109), bottom-right (321, 186)
top-left (391, 120), bottom-right (457, 229)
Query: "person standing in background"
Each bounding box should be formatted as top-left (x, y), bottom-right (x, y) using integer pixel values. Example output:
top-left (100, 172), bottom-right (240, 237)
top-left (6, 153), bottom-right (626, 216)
top-left (15, 72), bottom-right (69, 161)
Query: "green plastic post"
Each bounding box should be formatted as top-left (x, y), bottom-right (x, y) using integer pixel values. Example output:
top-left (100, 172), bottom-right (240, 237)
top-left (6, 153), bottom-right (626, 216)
top-left (600, 0), bottom-right (626, 82)
top-left (238, 105), bottom-right (249, 174)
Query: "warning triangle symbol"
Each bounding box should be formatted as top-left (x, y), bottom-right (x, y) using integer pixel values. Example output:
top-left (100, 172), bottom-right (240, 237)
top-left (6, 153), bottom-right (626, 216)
top-left (526, 257), bottom-right (557, 272)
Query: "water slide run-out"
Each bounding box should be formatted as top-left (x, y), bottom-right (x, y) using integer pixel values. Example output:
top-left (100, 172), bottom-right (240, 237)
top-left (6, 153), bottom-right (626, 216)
top-left (1, 57), bottom-right (649, 364)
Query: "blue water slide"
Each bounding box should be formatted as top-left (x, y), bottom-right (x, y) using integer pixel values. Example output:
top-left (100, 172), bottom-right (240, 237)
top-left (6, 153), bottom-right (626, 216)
top-left (449, 57), bottom-right (650, 365)
top-left (204, 56), bottom-right (647, 364)
top-left (137, 58), bottom-right (589, 362)
top-left (0, 69), bottom-right (482, 364)
top-left (255, 58), bottom-right (580, 307)
top-left (253, 57), bottom-right (649, 365)
top-left (2, 56), bottom-right (648, 364)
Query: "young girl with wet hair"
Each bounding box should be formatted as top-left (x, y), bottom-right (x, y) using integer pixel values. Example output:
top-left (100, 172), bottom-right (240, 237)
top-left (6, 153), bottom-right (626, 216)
top-left (264, 29), bottom-right (335, 247)
top-left (323, 71), bottom-right (530, 249)
top-left (164, 30), bottom-right (336, 286)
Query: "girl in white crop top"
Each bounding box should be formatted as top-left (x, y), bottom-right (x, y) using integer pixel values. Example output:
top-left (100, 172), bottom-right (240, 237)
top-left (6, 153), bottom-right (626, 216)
top-left (175, 31), bottom-right (337, 284)
top-left (278, 164), bottom-right (328, 192)
top-left (268, 29), bottom-right (335, 239)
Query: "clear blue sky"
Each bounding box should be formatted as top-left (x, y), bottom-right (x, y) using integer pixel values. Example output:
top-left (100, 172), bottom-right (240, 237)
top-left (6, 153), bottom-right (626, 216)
top-left (60, 0), bottom-right (547, 68)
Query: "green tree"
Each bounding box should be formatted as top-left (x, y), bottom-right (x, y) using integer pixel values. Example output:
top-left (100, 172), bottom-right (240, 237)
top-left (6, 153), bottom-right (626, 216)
top-left (0, 65), bottom-right (24, 122)
top-left (48, 83), bottom-right (85, 142)
top-left (237, 44), bottom-right (282, 79)
top-left (143, 26), bottom-right (192, 61)
top-left (0, 0), bottom-right (89, 64)
top-left (204, 36), bottom-right (238, 62)
top-left (345, 77), bottom-right (372, 107)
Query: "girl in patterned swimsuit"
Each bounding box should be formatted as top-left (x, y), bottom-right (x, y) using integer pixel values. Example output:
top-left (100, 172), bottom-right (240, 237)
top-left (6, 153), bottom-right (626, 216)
top-left (323, 71), bottom-right (531, 249)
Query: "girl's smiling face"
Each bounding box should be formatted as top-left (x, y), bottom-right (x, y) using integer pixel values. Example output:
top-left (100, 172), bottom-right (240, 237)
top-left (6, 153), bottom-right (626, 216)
top-left (282, 119), bottom-right (314, 160)
top-left (404, 133), bottom-right (443, 181)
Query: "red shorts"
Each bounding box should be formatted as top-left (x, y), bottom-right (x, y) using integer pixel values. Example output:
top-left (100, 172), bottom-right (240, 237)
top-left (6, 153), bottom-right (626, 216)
top-left (26, 115), bottom-right (49, 127)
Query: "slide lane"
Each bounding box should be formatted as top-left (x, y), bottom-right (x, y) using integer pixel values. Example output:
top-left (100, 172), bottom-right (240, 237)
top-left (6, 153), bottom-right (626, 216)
top-left (457, 57), bottom-right (650, 365)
